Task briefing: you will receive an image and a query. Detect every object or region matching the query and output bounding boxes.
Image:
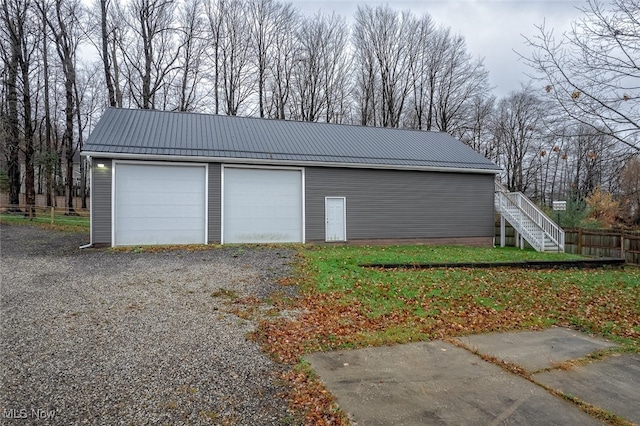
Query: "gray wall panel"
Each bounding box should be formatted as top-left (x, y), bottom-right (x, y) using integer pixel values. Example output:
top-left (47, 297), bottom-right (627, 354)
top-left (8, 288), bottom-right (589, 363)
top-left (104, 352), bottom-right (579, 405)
top-left (208, 163), bottom-right (221, 242)
top-left (91, 158), bottom-right (112, 244)
top-left (305, 167), bottom-right (495, 241)
top-left (92, 160), bottom-right (494, 245)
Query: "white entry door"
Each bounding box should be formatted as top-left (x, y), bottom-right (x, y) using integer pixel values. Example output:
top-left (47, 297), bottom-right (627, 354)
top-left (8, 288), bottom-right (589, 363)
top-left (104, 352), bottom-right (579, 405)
top-left (325, 197), bottom-right (346, 242)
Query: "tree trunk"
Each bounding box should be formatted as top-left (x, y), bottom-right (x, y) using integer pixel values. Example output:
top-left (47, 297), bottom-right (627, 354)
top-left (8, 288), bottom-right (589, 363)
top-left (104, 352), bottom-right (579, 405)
top-left (110, 35), bottom-right (123, 107)
top-left (42, 4), bottom-right (54, 207)
top-left (3, 0), bottom-right (21, 209)
top-left (142, 10), bottom-right (153, 109)
top-left (100, 0), bottom-right (117, 107)
top-left (5, 52), bottom-right (21, 208)
top-left (64, 75), bottom-right (75, 213)
top-left (74, 75), bottom-right (86, 209)
top-left (21, 38), bottom-right (36, 216)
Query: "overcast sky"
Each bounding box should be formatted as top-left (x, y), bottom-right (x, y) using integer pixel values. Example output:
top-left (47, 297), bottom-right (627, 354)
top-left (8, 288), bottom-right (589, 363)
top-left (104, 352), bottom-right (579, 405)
top-left (289, 0), bottom-right (585, 97)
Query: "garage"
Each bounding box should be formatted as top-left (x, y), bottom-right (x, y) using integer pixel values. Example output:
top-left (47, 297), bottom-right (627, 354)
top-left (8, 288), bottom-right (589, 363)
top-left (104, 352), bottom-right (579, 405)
top-left (85, 108), bottom-right (502, 247)
top-left (223, 167), bottom-right (303, 243)
top-left (114, 162), bottom-right (207, 245)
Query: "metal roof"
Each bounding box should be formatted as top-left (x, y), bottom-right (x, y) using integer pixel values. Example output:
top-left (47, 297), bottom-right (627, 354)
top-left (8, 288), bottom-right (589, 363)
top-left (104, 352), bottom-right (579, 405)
top-left (82, 108), bottom-right (501, 173)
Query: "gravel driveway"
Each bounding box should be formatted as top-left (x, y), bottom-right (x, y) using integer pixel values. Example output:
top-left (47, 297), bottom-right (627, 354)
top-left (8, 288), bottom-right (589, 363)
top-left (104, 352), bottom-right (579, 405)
top-left (0, 224), bottom-right (298, 425)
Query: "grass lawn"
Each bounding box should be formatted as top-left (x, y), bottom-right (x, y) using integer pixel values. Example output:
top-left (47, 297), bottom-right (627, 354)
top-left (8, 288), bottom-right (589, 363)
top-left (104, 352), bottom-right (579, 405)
top-left (256, 244), bottom-right (639, 425)
top-left (258, 245), bottom-right (640, 364)
top-left (318, 244), bottom-right (584, 266)
top-left (0, 211), bottom-right (90, 233)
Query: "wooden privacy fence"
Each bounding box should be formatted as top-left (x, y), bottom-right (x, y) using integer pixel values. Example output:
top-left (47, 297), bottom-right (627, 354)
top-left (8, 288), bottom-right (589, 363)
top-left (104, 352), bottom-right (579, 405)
top-left (564, 228), bottom-right (640, 265)
top-left (495, 220), bottom-right (639, 264)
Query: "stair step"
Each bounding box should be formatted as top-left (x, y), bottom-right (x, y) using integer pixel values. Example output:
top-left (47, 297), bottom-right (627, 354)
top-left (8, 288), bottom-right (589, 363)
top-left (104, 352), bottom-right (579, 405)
top-left (496, 191), bottom-right (564, 253)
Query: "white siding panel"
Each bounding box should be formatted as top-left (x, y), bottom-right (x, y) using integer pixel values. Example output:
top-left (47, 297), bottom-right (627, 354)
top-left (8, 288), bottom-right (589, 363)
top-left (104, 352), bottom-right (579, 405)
top-left (223, 167), bottom-right (302, 243)
top-left (114, 163), bottom-right (206, 245)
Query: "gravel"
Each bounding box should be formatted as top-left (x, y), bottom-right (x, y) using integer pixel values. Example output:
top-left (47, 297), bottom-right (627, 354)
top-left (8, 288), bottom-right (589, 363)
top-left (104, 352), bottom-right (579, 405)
top-left (0, 224), bottom-right (299, 425)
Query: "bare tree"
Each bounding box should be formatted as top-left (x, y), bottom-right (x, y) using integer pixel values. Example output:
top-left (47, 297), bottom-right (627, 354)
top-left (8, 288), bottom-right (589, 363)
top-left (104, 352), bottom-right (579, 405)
top-left (492, 87), bottom-right (545, 193)
top-left (353, 5), bottom-right (414, 127)
top-left (75, 63), bottom-right (101, 208)
top-left (265, 2), bottom-right (298, 119)
top-left (352, 6), bottom-right (488, 132)
top-left (406, 14), bottom-right (435, 130)
top-left (1, 0), bottom-right (42, 213)
top-left (247, 0), bottom-right (280, 118)
top-left (320, 14), bottom-right (351, 123)
top-left (352, 11), bottom-right (380, 127)
top-left (524, 0), bottom-right (640, 152)
top-left (1, 0), bottom-right (29, 208)
top-left (457, 94), bottom-right (496, 160)
top-left (90, 0), bottom-right (122, 107)
top-left (422, 28), bottom-right (451, 131)
top-left (204, 0), bottom-right (224, 114)
top-left (38, 0), bottom-right (55, 206)
top-left (567, 124), bottom-right (622, 198)
top-left (107, 0), bottom-right (123, 106)
top-left (120, 0), bottom-right (180, 109)
top-left (218, 0), bottom-right (253, 115)
top-left (44, 0), bottom-right (84, 212)
top-left (535, 120), bottom-right (569, 205)
top-left (432, 33), bottom-right (490, 135)
top-left (291, 12), bottom-right (324, 121)
top-left (174, 0), bottom-right (206, 111)
top-left (18, 1), bottom-right (38, 214)
top-left (291, 12), bottom-right (349, 122)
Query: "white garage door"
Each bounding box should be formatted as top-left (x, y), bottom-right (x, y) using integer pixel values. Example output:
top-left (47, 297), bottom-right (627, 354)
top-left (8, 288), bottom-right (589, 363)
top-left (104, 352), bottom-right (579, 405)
top-left (114, 163), bottom-right (206, 246)
top-left (223, 167), bottom-right (303, 243)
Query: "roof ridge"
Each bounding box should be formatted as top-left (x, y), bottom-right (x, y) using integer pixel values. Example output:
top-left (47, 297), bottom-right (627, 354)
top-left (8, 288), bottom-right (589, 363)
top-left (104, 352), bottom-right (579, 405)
top-left (107, 107), bottom-right (452, 136)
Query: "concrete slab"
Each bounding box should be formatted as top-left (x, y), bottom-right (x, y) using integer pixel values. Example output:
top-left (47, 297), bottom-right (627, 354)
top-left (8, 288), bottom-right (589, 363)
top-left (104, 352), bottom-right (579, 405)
top-left (306, 341), bottom-right (602, 426)
top-left (454, 327), bottom-right (618, 373)
top-left (533, 354), bottom-right (640, 425)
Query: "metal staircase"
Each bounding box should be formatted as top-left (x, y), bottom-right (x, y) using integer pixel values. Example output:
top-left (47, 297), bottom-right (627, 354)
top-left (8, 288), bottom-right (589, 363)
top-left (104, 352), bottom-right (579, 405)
top-left (495, 181), bottom-right (565, 252)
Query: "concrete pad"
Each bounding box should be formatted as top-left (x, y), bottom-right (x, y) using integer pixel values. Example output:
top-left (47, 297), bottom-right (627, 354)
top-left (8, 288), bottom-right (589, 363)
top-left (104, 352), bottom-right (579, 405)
top-left (454, 327), bottom-right (618, 373)
top-left (534, 354), bottom-right (640, 425)
top-left (306, 341), bottom-right (602, 426)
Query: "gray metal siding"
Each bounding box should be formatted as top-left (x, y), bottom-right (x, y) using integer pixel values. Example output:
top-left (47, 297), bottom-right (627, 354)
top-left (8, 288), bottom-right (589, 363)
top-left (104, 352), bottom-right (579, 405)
top-left (91, 158), bottom-right (112, 244)
top-left (208, 163), bottom-right (221, 242)
top-left (305, 167), bottom-right (495, 241)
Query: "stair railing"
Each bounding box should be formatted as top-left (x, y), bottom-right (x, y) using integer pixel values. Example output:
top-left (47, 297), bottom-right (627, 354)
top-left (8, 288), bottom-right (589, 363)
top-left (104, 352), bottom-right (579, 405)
top-left (495, 181), bottom-right (565, 252)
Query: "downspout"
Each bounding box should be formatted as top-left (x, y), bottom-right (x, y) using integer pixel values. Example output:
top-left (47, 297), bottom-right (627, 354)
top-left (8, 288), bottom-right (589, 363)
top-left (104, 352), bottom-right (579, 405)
top-left (79, 155), bottom-right (93, 249)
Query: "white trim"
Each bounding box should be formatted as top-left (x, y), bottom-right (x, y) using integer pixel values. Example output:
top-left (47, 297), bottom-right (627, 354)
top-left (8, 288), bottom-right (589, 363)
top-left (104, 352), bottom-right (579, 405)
top-left (325, 196), bottom-right (347, 242)
top-left (220, 165), bottom-right (225, 245)
top-left (221, 163), bottom-right (306, 172)
top-left (221, 164), bottom-right (305, 244)
top-left (88, 155), bottom-right (93, 246)
top-left (111, 161), bottom-right (116, 247)
top-left (82, 151), bottom-right (501, 175)
top-left (204, 163), bottom-right (209, 244)
top-left (111, 160), bottom-right (208, 247)
top-left (301, 168), bottom-right (306, 243)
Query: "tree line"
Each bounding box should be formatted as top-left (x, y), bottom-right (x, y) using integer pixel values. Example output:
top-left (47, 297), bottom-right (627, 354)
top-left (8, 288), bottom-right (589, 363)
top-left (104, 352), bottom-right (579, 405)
top-left (1, 0), bottom-right (639, 224)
